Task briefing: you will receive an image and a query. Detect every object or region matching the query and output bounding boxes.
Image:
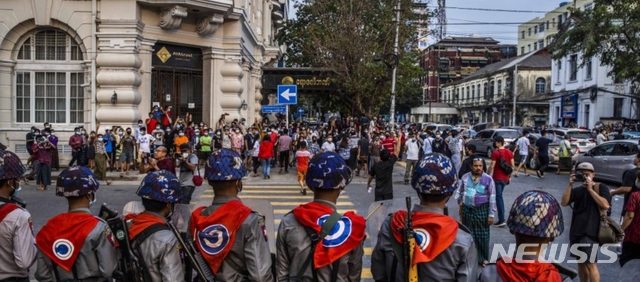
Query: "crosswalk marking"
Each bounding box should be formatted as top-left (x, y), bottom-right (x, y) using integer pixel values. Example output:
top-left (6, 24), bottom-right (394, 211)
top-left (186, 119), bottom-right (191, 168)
top-left (197, 183), bottom-right (372, 280)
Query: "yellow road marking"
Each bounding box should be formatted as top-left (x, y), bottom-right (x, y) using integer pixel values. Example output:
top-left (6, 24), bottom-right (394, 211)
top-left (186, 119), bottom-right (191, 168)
top-left (361, 268), bottom-right (372, 279)
top-left (364, 247), bottom-right (372, 255)
top-left (201, 195), bottom-right (312, 199)
top-left (244, 185), bottom-right (303, 189)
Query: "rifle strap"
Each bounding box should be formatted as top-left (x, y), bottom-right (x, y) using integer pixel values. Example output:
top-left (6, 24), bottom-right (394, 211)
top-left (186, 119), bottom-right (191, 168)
top-left (131, 223), bottom-right (170, 282)
top-left (298, 211), bottom-right (342, 281)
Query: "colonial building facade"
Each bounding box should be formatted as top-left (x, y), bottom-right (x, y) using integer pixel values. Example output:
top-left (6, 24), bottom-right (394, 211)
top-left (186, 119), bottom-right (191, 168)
top-left (440, 49), bottom-right (551, 127)
top-left (0, 0), bottom-right (285, 153)
top-left (548, 53), bottom-right (634, 129)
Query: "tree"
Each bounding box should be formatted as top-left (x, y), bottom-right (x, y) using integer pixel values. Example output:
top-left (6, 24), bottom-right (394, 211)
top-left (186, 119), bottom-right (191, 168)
top-left (277, 0), bottom-right (425, 116)
top-left (550, 0), bottom-right (640, 84)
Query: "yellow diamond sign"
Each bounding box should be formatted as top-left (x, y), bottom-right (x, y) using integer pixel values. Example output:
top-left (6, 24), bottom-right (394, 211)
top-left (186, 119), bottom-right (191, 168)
top-left (156, 47), bottom-right (172, 63)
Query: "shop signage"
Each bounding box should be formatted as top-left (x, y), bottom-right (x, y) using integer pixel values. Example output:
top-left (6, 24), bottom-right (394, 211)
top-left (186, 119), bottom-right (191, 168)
top-left (152, 44), bottom-right (203, 70)
top-left (561, 94), bottom-right (578, 119)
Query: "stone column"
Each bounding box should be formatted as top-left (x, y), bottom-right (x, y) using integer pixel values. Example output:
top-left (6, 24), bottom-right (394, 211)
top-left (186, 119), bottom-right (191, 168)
top-left (252, 68), bottom-right (263, 123)
top-left (202, 48), bottom-right (217, 126)
top-left (218, 58), bottom-right (244, 122)
top-left (0, 60), bottom-right (16, 130)
top-left (95, 1), bottom-right (142, 132)
top-left (137, 38), bottom-right (156, 124)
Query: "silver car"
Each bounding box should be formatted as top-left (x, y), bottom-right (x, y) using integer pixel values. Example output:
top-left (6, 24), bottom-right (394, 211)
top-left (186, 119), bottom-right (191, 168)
top-left (548, 128), bottom-right (596, 152)
top-left (576, 140), bottom-right (639, 184)
top-left (467, 129), bottom-right (519, 157)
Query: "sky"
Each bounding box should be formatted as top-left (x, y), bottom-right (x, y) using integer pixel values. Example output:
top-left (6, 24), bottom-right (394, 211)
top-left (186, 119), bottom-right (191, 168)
top-left (288, 0), bottom-right (568, 45)
top-left (443, 0), bottom-right (566, 44)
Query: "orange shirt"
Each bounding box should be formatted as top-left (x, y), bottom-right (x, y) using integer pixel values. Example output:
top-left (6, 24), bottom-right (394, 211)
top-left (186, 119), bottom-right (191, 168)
top-left (174, 136), bottom-right (189, 153)
top-left (296, 150), bottom-right (312, 171)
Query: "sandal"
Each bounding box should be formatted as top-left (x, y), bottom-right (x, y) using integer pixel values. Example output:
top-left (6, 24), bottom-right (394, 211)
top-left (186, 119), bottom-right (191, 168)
top-left (300, 189), bottom-right (307, 195)
top-left (36, 186), bottom-right (47, 191)
top-left (106, 180), bottom-right (112, 185)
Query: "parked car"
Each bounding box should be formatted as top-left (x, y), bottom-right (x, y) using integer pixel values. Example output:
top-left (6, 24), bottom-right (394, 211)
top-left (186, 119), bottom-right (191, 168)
top-left (503, 126), bottom-right (536, 136)
top-left (421, 123), bottom-right (453, 133)
top-left (462, 129), bottom-right (477, 139)
top-left (472, 122), bottom-right (501, 132)
top-left (608, 132), bottom-right (640, 140)
top-left (547, 128), bottom-right (596, 152)
top-left (575, 140), bottom-right (639, 184)
top-left (508, 133), bottom-right (578, 168)
top-left (468, 129), bottom-right (519, 157)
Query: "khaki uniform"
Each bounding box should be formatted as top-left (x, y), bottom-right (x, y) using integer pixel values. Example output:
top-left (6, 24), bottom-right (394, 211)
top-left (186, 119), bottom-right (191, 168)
top-left (276, 200), bottom-right (364, 282)
top-left (0, 203), bottom-right (37, 280)
top-left (133, 212), bottom-right (185, 282)
top-left (34, 209), bottom-right (117, 282)
top-left (192, 196), bottom-right (273, 282)
top-left (371, 205), bottom-right (478, 282)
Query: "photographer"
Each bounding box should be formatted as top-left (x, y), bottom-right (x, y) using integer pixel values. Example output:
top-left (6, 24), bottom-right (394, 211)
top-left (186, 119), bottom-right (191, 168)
top-left (561, 162), bottom-right (611, 282)
top-left (143, 146), bottom-right (175, 175)
top-left (32, 135), bottom-right (54, 191)
top-left (173, 143), bottom-right (198, 231)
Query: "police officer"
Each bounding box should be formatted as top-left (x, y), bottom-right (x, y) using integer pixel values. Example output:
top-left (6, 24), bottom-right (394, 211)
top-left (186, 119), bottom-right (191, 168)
top-left (189, 149), bottom-right (273, 281)
top-left (480, 190), bottom-right (566, 282)
top-left (276, 152), bottom-right (366, 281)
top-left (127, 170), bottom-right (185, 281)
top-left (371, 153), bottom-right (478, 281)
top-left (35, 166), bottom-right (117, 281)
top-left (0, 150), bottom-right (37, 282)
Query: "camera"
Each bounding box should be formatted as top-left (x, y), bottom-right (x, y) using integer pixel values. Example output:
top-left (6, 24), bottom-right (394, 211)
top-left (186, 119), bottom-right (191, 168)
top-left (574, 171), bottom-right (586, 182)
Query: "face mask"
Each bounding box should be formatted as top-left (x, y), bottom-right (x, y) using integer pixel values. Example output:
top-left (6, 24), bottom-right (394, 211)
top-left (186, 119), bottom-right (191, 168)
top-left (235, 130), bottom-right (240, 133)
top-left (31, 129), bottom-right (35, 133)
top-left (179, 133), bottom-right (185, 137)
top-left (118, 131), bottom-right (123, 136)
top-left (89, 192), bottom-right (97, 206)
top-left (196, 132), bottom-right (200, 136)
top-left (182, 153), bottom-right (189, 159)
top-left (327, 138), bottom-right (333, 142)
top-left (126, 131), bottom-right (131, 134)
top-left (156, 126), bottom-right (161, 129)
top-left (139, 124), bottom-right (143, 127)
top-left (45, 126), bottom-right (50, 129)
top-left (51, 132), bottom-right (56, 136)
top-left (82, 131), bottom-right (87, 135)
top-left (11, 180), bottom-right (22, 197)
top-left (75, 131), bottom-right (81, 135)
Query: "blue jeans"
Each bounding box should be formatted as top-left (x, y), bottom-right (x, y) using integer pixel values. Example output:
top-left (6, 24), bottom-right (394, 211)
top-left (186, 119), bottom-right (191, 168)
top-left (261, 158), bottom-right (271, 176)
top-left (494, 180), bottom-right (507, 223)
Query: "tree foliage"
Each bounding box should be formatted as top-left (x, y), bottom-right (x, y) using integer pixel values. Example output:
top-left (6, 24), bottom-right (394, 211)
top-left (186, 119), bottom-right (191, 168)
top-left (550, 0), bottom-right (640, 84)
top-left (277, 0), bottom-right (425, 116)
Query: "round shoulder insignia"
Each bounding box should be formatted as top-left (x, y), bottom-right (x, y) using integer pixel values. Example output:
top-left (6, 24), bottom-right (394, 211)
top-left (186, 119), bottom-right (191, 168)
top-left (414, 228), bottom-right (431, 251)
top-left (53, 239), bottom-right (74, 260)
top-left (316, 215), bottom-right (352, 248)
top-left (198, 224), bottom-right (230, 255)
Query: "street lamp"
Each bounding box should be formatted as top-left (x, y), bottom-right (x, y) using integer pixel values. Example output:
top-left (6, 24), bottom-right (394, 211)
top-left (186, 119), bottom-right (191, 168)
top-left (111, 91), bottom-right (117, 104)
top-left (240, 100), bottom-right (248, 111)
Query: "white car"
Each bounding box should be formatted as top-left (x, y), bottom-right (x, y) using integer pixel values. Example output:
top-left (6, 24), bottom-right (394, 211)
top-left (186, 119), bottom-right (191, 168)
top-left (548, 128), bottom-right (596, 152)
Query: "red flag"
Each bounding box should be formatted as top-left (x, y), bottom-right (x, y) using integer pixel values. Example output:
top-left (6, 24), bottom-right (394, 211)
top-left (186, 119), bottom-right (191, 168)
top-left (190, 200), bottom-right (252, 274)
top-left (391, 211), bottom-right (458, 265)
top-left (292, 202), bottom-right (366, 268)
top-left (36, 213), bottom-right (100, 272)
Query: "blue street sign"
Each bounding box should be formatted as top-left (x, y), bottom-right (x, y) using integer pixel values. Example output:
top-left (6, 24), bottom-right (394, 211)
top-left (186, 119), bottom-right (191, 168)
top-left (297, 108), bottom-right (304, 113)
top-left (277, 85), bottom-right (298, 105)
top-left (261, 105), bottom-right (287, 113)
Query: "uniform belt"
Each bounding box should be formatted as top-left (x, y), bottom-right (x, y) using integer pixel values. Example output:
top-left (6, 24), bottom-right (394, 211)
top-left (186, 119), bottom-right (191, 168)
top-left (0, 277), bottom-right (29, 282)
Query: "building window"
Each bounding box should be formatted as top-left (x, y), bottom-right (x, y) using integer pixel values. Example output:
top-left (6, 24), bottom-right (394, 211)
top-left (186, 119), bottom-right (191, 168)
top-left (614, 98), bottom-right (624, 118)
top-left (528, 44), bottom-right (531, 52)
top-left (558, 15), bottom-right (563, 28)
top-left (584, 3), bottom-right (593, 10)
top-left (521, 31), bottom-right (525, 39)
top-left (539, 23), bottom-right (545, 32)
top-left (585, 57), bottom-right (592, 79)
top-left (546, 20), bottom-right (550, 30)
top-left (534, 42), bottom-right (538, 50)
top-left (483, 82), bottom-right (488, 100)
top-left (538, 40), bottom-right (544, 48)
top-left (534, 26), bottom-right (538, 33)
top-left (520, 46), bottom-right (525, 55)
top-left (489, 80), bottom-right (495, 99)
top-left (497, 80), bottom-right (502, 96)
top-left (15, 29), bottom-right (85, 124)
top-left (557, 60), bottom-right (562, 80)
top-left (569, 54), bottom-right (578, 81)
top-left (472, 85), bottom-right (476, 102)
top-left (466, 86), bottom-right (470, 103)
top-left (528, 28), bottom-right (531, 36)
top-left (535, 78), bottom-right (546, 94)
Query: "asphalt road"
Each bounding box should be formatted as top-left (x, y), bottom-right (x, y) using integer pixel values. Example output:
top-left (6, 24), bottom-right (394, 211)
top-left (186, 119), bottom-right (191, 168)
top-left (20, 163), bottom-right (626, 281)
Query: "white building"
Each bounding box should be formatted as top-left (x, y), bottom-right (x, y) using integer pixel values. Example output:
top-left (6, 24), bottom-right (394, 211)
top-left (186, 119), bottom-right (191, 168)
top-left (549, 53), bottom-right (634, 129)
top-left (0, 0), bottom-right (287, 159)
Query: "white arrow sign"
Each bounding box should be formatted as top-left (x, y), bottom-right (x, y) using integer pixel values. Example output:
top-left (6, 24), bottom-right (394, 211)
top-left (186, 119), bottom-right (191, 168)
top-left (280, 88), bottom-right (296, 101)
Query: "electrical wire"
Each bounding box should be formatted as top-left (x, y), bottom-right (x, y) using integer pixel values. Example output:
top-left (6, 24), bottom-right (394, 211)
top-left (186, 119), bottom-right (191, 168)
top-left (446, 6), bottom-right (565, 14)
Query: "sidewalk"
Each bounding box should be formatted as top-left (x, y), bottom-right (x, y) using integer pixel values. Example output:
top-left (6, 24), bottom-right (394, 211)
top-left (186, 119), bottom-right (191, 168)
top-left (47, 168), bottom-right (145, 185)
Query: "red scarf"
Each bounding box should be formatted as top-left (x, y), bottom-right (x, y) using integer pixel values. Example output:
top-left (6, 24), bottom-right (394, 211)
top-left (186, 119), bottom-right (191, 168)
top-left (391, 211), bottom-right (458, 265)
top-left (497, 257), bottom-right (561, 282)
top-left (36, 213), bottom-right (100, 272)
top-left (190, 200), bottom-right (252, 274)
top-left (128, 212), bottom-right (167, 240)
top-left (292, 202), bottom-right (366, 268)
top-left (0, 203), bottom-right (19, 222)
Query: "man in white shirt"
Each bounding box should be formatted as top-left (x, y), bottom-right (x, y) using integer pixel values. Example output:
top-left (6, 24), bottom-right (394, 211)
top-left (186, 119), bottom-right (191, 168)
top-left (403, 132), bottom-right (420, 185)
top-left (596, 129), bottom-right (606, 145)
top-left (421, 131), bottom-right (433, 155)
top-left (321, 135), bottom-right (336, 152)
top-left (137, 127), bottom-right (156, 167)
top-left (513, 130), bottom-right (532, 177)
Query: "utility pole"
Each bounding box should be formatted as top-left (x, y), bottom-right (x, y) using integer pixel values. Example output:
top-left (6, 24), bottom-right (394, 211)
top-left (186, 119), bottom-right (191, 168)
top-left (389, 0), bottom-right (401, 126)
top-left (512, 64), bottom-right (518, 126)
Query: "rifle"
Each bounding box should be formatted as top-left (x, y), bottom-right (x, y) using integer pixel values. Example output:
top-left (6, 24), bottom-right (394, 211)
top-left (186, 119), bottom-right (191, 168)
top-left (403, 197), bottom-right (418, 281)
top-left (166, 221), bottom-right (216, 282)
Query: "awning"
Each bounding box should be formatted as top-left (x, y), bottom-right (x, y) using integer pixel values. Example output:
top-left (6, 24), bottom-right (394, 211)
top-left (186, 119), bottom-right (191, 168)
top-left (410, 105), bottom-right (458, 115)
